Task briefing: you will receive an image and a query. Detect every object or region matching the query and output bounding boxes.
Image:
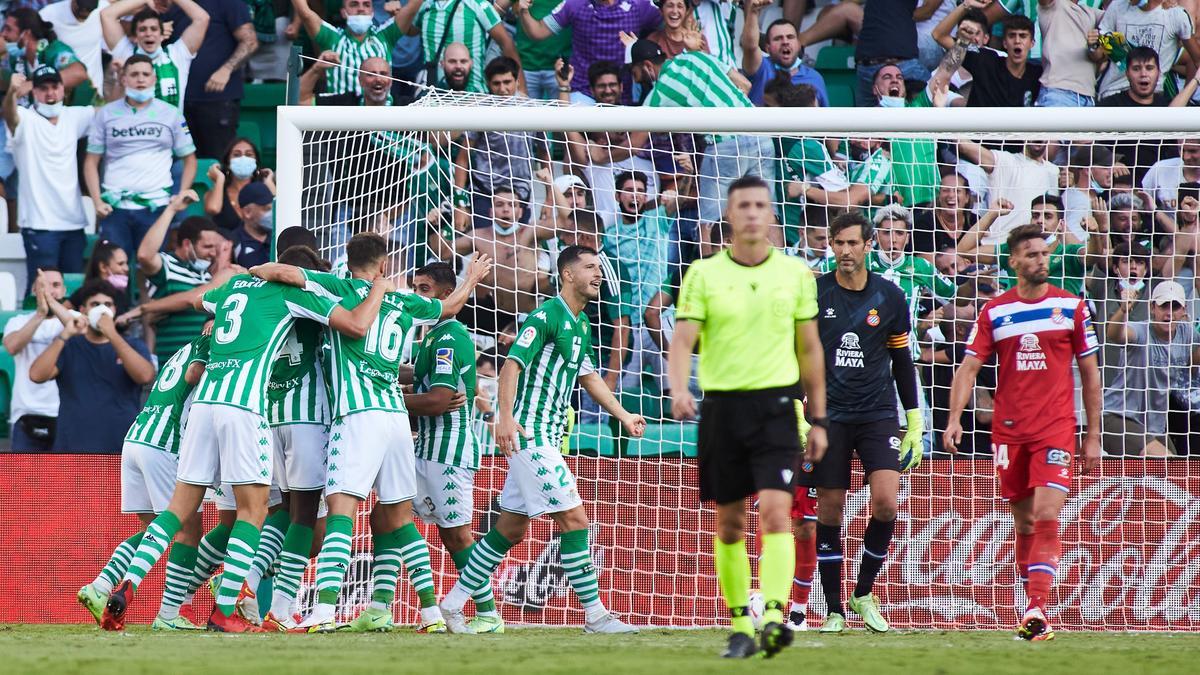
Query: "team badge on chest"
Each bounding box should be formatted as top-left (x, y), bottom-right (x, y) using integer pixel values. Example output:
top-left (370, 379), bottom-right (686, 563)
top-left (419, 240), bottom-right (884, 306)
top-left (866, 308), bottom-right (880, 327)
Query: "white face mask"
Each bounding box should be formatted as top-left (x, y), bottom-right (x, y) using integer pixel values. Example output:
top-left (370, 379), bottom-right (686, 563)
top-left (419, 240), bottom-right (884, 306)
top-left (87, 304), bottom-right (114, 330)
top-left (878, 96), bottom-right (906, 108)
top-left (345, 14), bottom-right (373, 34)
top-left (125, 86), bottom-right (155, 103)
top-left (229, 155), bottom-right (257, 180)
top-left (259, 209), bottom-right (274, 231)
top-left (34, 101), bottom-right (63, 119)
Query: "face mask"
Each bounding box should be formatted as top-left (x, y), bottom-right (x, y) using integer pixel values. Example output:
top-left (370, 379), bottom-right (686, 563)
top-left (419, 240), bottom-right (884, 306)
top-left (1119, 278), bottom-right (1145, 292)
top-left (125, 86), bottom-right (155, 103)
top-left (493, 220), bottom-right (519, 236)
top-left (34, 101), bottom-right (63, 119)
top-left (87, 304), bottom-right (114, 330)
top-left (258, 209), bottom-right (274, 231)
top-left (878, 96), bottom-right (906, 108)
top-left (107, 273), bottom-right (129, 291)
top-left (229, 156), bottom-right (257, 180)
top-left (188, 247), bottom-right (212, 272)
top-left (5, 43), bottom-right (21, 59)
top-left (140, 46), bottom-right (163, 60)
top-left (1090, 178), bottom-right (1106, 196)
top-left (345, 14), bottom-right (373, 35)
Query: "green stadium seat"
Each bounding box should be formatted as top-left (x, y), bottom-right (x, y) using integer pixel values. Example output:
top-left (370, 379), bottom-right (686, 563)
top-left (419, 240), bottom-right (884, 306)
top-left (569, 423), bottom-right (616, 457)
top-left (236, 120), bottom-right (263, 151)
top-left (815, 44), bottom-right (855, 72)
top-left (827, 84), bottom-right (856, 108)
top-left (83, 233), bottom-right (99, 264)
top-left (624, 422), bottom-right (698, 458)
top-left (239, 83), bottom-right (286, 168)
top-left (187, 158), bottom-right (221, 218)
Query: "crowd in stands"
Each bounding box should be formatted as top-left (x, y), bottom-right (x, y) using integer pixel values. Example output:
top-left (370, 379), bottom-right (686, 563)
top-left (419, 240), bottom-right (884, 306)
top-left (0, 0), bottom-right (1199, 458)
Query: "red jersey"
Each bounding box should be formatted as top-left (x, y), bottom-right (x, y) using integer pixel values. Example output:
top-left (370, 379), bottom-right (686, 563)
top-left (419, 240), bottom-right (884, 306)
top-left (965, 285), bottom-right (1098, 443)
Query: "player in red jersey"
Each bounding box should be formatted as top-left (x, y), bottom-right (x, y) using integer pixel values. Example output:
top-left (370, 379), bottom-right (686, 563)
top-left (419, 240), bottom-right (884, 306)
top-left (788, 402), bottom-right (817, 631)
top-left (943, 224), bottom-right (1101, 642)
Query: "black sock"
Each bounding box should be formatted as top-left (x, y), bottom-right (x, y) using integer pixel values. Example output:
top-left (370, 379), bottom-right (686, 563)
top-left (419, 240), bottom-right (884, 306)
top-left (816, 523), bottom-right (843, 617)
top-left (855, 517), bottom-right (896, 599)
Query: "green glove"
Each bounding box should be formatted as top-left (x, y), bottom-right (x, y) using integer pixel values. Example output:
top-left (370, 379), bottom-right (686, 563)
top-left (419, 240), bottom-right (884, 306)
top-left (899, 409), bottom-right (924, 471)
top-left (796, 400), bottom-right (812, 450)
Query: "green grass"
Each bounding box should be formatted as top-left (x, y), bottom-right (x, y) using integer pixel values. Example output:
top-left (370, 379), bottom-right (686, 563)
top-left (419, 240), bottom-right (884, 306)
top-left (1, 625), bottom-right (1197, 674)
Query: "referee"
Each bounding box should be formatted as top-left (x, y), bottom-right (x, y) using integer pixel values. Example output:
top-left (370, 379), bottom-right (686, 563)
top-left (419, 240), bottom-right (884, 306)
top-left (801, 211), bottom-right (923, 636)
top-left (668, 176), bottom-right (827, 659)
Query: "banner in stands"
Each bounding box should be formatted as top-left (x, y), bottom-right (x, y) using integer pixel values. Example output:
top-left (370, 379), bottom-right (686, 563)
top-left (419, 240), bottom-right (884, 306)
top-left (2, 456), bottom-right (1196, 631)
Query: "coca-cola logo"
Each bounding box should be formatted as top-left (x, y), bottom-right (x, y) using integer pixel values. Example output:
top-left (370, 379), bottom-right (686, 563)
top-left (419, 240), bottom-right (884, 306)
top-left (495, 525), bottom-right (606, 613)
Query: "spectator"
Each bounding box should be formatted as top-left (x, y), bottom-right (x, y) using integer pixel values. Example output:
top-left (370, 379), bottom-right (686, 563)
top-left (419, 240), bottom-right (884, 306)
top-left (294, 0), bottom-right (395, 97)
top-left (1105, 189), bottom-right (1151, 250)
top-left (1172, 182), bottom-right (1200, 233)
top-left (101, 0), bottom-right (210, 109)
top-left (83, 55), bottom-right (197, 257)
top-left (1093, 0), bottom-right (1198, 102)
top-left (164, 0), bottom-right (257, 158)
top-left (1102, 280), bottom-right (1200, 457)
top-left (782, 134), bottom-right (877, 211)
top-left (3, 8), bottom-right (88, 99)
top-left (1089, 241), bottom-right (1151, 379)
top-left (514, 0), bottom-right (660, 104)
top-left (203, 136), bottom-right (276, 231)
top-left (533, 166), bottom-right (590, 231)
top-left (299, 52), bottom-right (394, 105)
top-left (246, 0), bottom-right (294, 82)
top-left (1096, 46), bottom-right (1173, 107)
top-left (2, 269), bottom-right (68, 452)
top-left (960, 14), bottom-right (1041, 107)
top-left (650, 0), bottom-right (707, 61)
top-left (582, 59), bottom-right (621, 105)
top-left (1035, 0), bottom-right (1102, 107)
top-left (567, 130), bottom-right (658, 225)
top-left (1143, 141), bottom-right (1200, 215)
top-left (930, 1), bottom-right (990, 102)
top-left (956, 139), bottom-right (1059, 244)
top-left (692, 0), bottom-right (740, 70)
top-left (232, 181), bottom-right (272, 267)
top-left (509, 0), bottom-right (572, 100)
top-left (438, 42), bottom-right (479, 92)
top-left (29, 279), bottom-right (155, 453)
top-left (786, 206), bottom-right (829, 268)
top-left (393, 0), bottom-right (519, 95)
top-left (913, 171), bottom-right (977, 257)
top-left (4, 67), bottom-right (93, 293)
top-left (741, 0), bottom-right (827, 107)
top-left (796, 0), bottom-right (863, 55)
top-left (915, 0), bottom-right (956, 74)
top-left (868, 204), bottom-right (958, 309)
top-left (80, 239), bottom-right (130, 296)
top-left (923, 297), bottom-right (994, 455)
top-left (1062, 144), bottom-right (1116, 240)
top-left (38, 0), bottom-right (104, 93)
top-left (853, 0), bottom-right (927, 107)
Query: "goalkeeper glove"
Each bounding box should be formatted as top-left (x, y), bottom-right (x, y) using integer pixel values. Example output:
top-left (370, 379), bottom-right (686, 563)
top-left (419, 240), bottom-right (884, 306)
top-left (899, 409), bottom-right (924, 471)
top-left (796, 400), bottom-right (812, 450)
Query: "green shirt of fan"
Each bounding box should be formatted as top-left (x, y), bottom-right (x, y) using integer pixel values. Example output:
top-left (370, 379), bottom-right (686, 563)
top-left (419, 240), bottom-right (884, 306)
top-left (516, 0), bottom-right (572, 71)
top-left (676, 248), bottom-right (818, 392)
top-left (996, 239), bottom-right (1087, 297)
top-left (413, 318), bottom-right (480, 469)
top-left (643, 51), bottom-right (752, 108)
top-left (891, 86), bottom-right (939, 206)
top-left (415, 0), bottom-right (503, 93)
top-left (314, 19), bottom-right (403, 95)
top-left (8, 39), bottom-right (81, 104)
top-left (147, 252), bottom-right (212, 365)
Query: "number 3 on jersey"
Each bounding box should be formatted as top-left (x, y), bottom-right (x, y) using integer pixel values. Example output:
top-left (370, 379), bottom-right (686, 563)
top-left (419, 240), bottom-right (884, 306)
top-left (215, 293), bottom-right (248, 344)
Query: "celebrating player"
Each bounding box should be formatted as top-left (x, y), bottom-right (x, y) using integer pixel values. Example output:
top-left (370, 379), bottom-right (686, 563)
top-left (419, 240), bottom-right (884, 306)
top-left (944, 223), bottom-right (1102, 641)
top-left (669, 176), bottom-right (828, 659)
top-left (803, 211), bottom-right (923, 635)
top-left (405, 262), bottom-right (504, 634)
top-left (437, 245), bottom-right (646, 635)
top-left (101, 250), bottom-right (388, 633)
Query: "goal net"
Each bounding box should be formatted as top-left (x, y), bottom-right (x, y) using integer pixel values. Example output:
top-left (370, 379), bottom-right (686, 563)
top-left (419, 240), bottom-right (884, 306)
top-left (277, 86), bottom-right (1200, 632)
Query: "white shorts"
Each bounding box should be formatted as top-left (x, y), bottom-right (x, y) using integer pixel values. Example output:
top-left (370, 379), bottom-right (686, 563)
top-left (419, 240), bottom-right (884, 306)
top-left (326, 410), bottom-right (416, 504)
top-left (121, 442), bottom-right (179, 514)
top-left (414, 458), bottom-right (476, 528)
top-left (177, 403), bottom-right (273, 487)
top-left (272, 423), bottom-right (329, 492)
top-left (210, 483), bottom-right (284, 511)
top-left (498, 447), bottom-right (583, 517)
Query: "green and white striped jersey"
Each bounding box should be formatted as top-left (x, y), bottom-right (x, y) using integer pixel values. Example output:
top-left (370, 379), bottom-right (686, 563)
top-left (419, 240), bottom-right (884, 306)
top-left (693, 0), bottom-right (740, 70)
top-left (147, 252), bottom-right (211, 364)
top-left (266, 319), bottom-right (329, 427)
top-left (413, 319), bottom-right (479, 469)
top-left (195, 276), bottom-right (339, 416)
top-left (124, 334), bottom-right (211, 453)
top-left (505, 296), bottom-right (595, 450)
top-left (643, 51), bottom-right (752, 108)
top-left (415, 0), bottom-right (503, 93)
top-left (314, 20), bottom-right (404, 95)
top-left (303, 270), bottom-right (443, 419)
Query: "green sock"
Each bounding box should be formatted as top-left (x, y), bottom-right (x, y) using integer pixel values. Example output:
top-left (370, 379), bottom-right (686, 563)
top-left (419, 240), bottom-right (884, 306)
top-left (396, 523), bottom-right (436, 608)
top-left (93, 532), bottom-right (143, 594)
top-left (452, 546), bottom-right (497, 614)
top-left (214, 520), bottom-right (261, 617)
top-left (458, 528), bottom-right (513, 594)
top-left (124, 511), bottom-right (181, 589)
top-left (370, 528), bottom-right (404, 605)
top-left (247, 509), bottom-right (290, 588)
top-left (714, 537), bottom-right (753, 636)
top-left (273, 522), bottom-right (314, 604)
top-left (158, 542), bottom-right (197, 620)
top-left (559, 529), bottom-right (602, 612)
top-left (187, 522), bottom-right (231, 597)
top-left (759, 532), bottom-right (795, 626)
top-left (315, 514), bottom-right (354, 606)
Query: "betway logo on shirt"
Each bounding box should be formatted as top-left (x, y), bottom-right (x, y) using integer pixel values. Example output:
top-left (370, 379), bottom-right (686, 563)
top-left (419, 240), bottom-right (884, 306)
top-left (835, 331), bottom-right (865, 368)
top-left (111, 125), bottom-right (166, 139)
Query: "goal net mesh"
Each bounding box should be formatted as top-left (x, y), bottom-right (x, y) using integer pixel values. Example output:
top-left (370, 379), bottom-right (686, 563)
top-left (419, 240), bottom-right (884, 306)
top-left (288, 77), bottom-right (1200, 632)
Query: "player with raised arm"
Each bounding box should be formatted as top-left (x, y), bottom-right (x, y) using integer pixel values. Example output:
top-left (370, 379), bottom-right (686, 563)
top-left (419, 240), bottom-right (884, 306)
top-left (78, 334), bottom-right (210, 630)
top-left (669, 176), bottom-right (827, 659)
top-left (251, 234), bottom-right (492, 633)
top-left (944, 223), bottom-right (1102, 642)
top-left (405, 262), bottom-right (504, 634)
top-left (100, 255), bottom-right (388, 633)
top-left (802, 211), bottom-right (924, 635)
top-left (437, 245), bottom-right (646, 635)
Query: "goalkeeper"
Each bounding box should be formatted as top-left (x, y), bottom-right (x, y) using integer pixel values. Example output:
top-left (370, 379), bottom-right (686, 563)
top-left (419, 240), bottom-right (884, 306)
top-left (801, 211), bottom-right (923, 635)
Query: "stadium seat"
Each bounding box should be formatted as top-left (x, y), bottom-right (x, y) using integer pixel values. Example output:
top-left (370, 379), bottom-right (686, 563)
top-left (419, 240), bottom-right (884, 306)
top-left (624, 422), bottom-right (698, 458)
top-left (82, 233), bottom-right (99, 264)
top-left (0, 272), bottom-right (16, 311)
top-left (569, 423), bottom-right (616, 457)
top-left (237, 120), bottom-right (263, 151)
top-left (240, 83), bottom-right (286, 168)
top-left (815, 44), bottom-right (855, 72)
top-left (189, 159), bottom-right (221, 217)
top-left (826, 84), bottom-right (856, 108)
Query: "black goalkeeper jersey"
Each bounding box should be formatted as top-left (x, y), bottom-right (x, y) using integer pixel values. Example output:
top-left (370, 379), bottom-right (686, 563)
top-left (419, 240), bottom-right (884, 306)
top-left (816, 271), bottom-right (912, 423)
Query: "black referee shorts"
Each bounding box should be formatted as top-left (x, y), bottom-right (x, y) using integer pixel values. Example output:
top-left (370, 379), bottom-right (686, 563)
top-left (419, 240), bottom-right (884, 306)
top-left (799, 417), bottom-right (901, 490)
top-left (698, 387), bottom-right (801, 504)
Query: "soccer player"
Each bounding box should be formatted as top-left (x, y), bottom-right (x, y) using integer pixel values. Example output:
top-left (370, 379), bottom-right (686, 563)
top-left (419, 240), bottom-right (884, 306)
top-left (944, 223), bottom-right (1102, 641)
top-left (437, 245), bottom-right (646, 635)
top-left (252, 234), bottom-right (492, 633)
top-left (803, 211), bottom-right (923, 635)
top-left (101, 250), bottom-right (389, 633)
top-left (405, 262), bottom-right (503, 634)
top-left (668, 176), bottom-right (828, 659)
top-left (788, 409), bottom-right (816, 632)
top-left (78, 334), bottom-right (210, 630)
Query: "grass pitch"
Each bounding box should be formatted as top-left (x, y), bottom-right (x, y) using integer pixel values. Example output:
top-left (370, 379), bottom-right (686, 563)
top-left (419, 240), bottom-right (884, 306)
top-left (1, 624), bottom-right (1195, 674)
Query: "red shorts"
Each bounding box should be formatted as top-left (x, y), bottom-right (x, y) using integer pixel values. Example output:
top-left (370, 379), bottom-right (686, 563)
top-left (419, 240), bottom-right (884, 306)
top-left (791, 486), bottom-right (818, 521)
top-left (993, 429), bottom-right (1075, 502)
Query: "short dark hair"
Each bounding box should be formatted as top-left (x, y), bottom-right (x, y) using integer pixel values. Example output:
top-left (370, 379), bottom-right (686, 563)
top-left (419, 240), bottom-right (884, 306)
top-left (1178, 181), bottom-right (1200, 205)
top-left (1111, 241), bottom-right (1151, 264)
top-left (829, 210), bottom-right (874, 242)
top-left (414, 261), bottom-right (457, 290)
top-left (9, 8), bottom-right (56, 41)
top-left (277, 245), bottom-right (326, 271)
top-left (346, 232), bottom-right (389, 271)
top-left (484, 56), bottom-right (520, 83)
top-left (570, 209), bottom-right (604, 234)
top-left (587, 60), bottom-right (621, 88)
top-left (176, 216), bottom-right (219, 246)
top-left (130, 8), bottom-right (162, 33)
top-left (557, 244), bottom-right (597, 275)
top-left (1003, 15), bottom-right (1034, 37)
top-left (75, 279), bottom-right (120, 307)
top-left (1006, 223), bottom-right (1046, 253)
top-left (615, 170), bottom-right (648, 192)
top-left (960, 7), bottom-right (989, 31)
top-left (727, 175), bottom-right (770, 200)
top-left (123, 54), bottom-right (154, 72)
top-left (1127, 45), bottom-right (1160, 68)
top-left (765, 18), bottom-right (797, 39)
top-left (276, 226), bottom-right (319, 256)
top-left (1031, 194), bottom-right (1064, 213)
top-left (773, 82), bottom-right (819, 108)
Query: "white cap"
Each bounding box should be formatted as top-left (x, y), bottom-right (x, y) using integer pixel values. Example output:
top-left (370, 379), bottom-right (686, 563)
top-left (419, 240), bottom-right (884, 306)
top-left (554, 174), bottom-right (587, 194)
top-left (1151, 280), bottom-right (1187, 306)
